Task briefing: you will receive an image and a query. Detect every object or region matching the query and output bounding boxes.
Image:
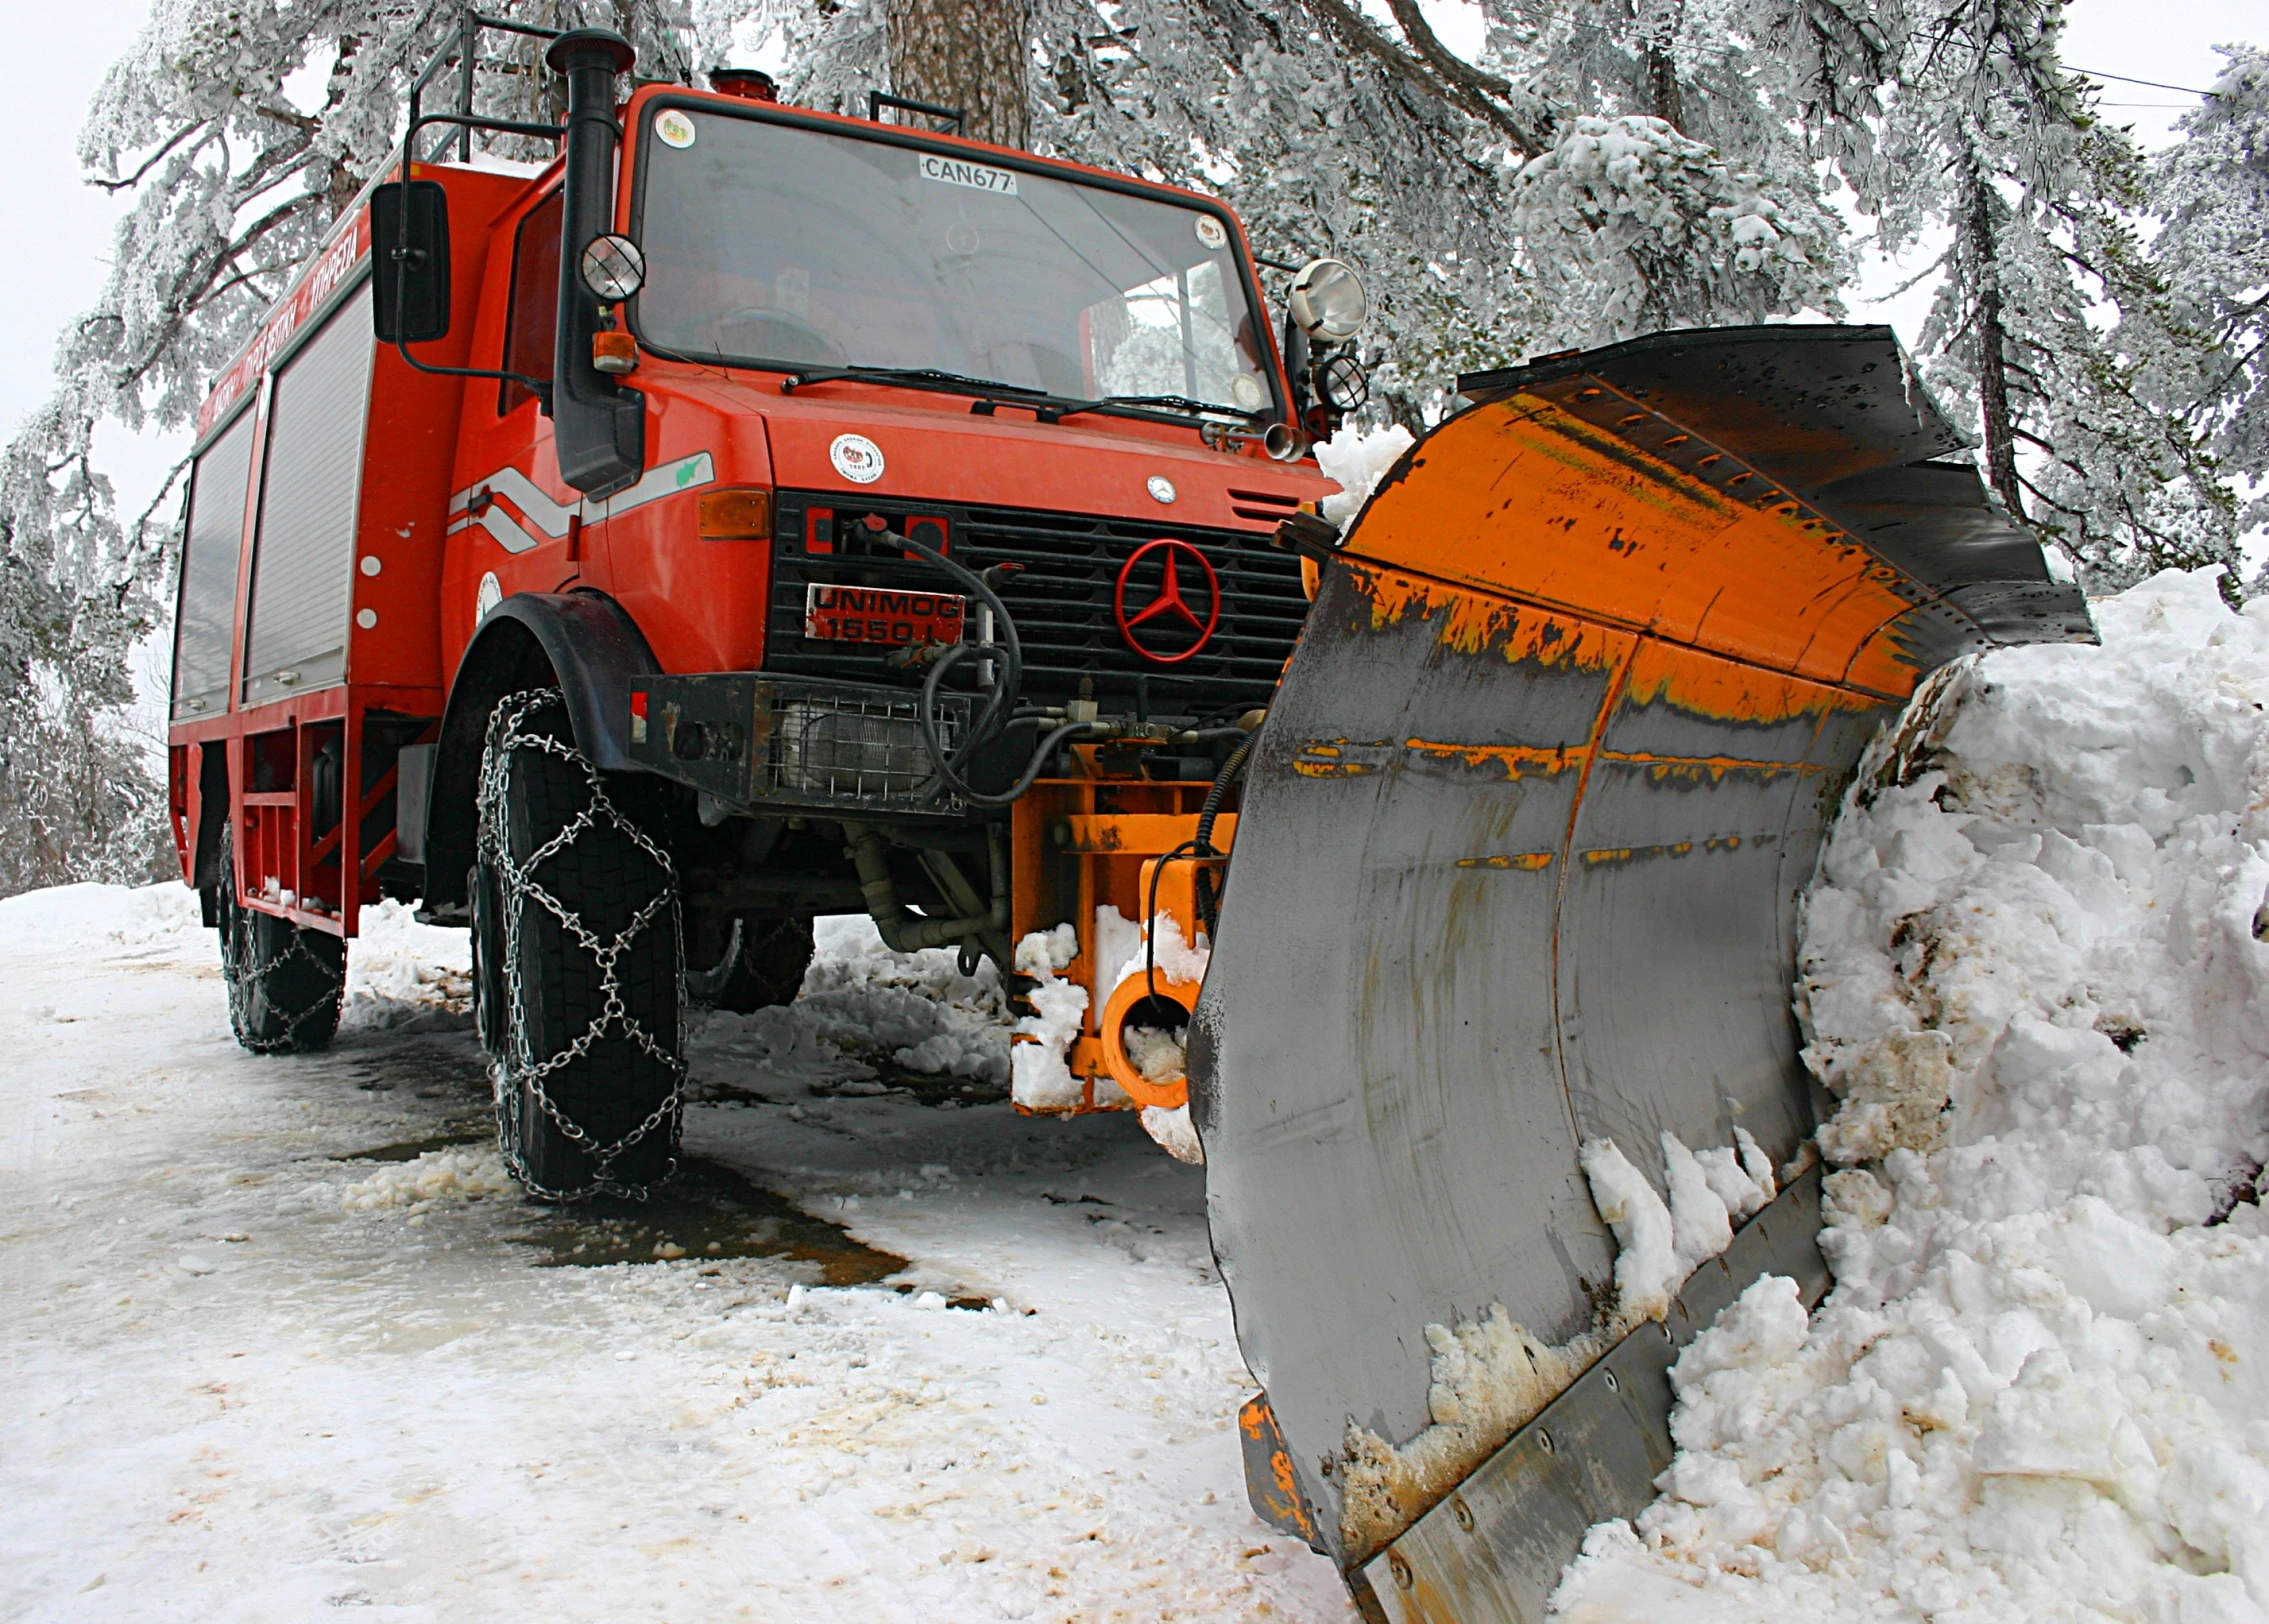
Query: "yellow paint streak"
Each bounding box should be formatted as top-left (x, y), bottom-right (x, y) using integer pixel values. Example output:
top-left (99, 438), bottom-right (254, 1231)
top-left (1406, 739), bottom-right (1584, 779)
top-left (1293, 761), bottom-right (1374, 778)
top-left (1355, 567), bottom-right (1625, 673)
top-left (1453, 852), bottom-right (1555, 871)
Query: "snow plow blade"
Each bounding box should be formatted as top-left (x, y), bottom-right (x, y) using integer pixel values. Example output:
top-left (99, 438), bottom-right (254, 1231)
top-left (1192, 326), bottom-right (2094, 1621)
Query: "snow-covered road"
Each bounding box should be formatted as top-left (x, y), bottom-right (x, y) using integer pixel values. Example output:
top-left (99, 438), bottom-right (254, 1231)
top-left (0, 891), bottom-right (1353, 1621)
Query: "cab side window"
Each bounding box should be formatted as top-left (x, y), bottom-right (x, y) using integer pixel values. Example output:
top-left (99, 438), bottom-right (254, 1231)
top-left (500, 190), bottom-right (563, 415)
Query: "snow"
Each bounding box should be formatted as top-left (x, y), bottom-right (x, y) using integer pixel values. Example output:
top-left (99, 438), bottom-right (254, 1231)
top-left (1009, 922), bottom-right (1087, 1110)
top-left (1554, 569), bottom-right (2269, 1621)
top-left (1314, 423), bottom-right (1415, 529)
top-left (0, 891), bottom-right (1351, 1621)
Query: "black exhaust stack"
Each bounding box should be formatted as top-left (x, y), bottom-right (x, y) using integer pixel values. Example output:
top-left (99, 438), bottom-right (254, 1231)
top-left (546, 28), bottom-right (644, 496)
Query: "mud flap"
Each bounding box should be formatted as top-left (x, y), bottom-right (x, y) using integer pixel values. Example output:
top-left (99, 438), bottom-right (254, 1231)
top-left (1191, 326), bottom-right (2092, 1617)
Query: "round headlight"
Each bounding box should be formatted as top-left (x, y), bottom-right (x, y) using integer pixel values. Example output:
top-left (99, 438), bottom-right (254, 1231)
top-left (1289, 258), bottom-right (1369, 343)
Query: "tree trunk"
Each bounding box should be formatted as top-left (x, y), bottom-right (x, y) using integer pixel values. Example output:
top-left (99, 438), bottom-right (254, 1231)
top-left (1646, 46), bottom-right (1685, 131)
top-left (887, 0), bottom-right (1034, 149)
top-left (1965, 170), bottom-right (2026, 519)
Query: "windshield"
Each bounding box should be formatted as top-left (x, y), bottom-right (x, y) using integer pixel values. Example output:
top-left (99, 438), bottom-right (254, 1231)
top-left (631, 106), bottom-right (1277, 416)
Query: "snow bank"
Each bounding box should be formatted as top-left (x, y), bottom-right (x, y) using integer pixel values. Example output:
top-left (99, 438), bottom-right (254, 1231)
top-left (1555, 569), bottom-right (2269, 1621)
top-left (0, 880), bottom-right (201, 957)
top-left (339, 899), bottom-right (473, 1031)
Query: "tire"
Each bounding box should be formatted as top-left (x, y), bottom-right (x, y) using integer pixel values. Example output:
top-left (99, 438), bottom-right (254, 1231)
top-left (475, 689), bottom-right (684, 1199)
top-left (216, 823), bottom-right (344, 1054)
top-left (688, 916), bottom-right (815, 1013)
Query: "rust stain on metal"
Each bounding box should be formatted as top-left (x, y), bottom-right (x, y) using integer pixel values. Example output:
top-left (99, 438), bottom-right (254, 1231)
top-left (1453, 852), bottom-right (1554, 871)
top-left (1596, 749), bottom-right (1827, 784)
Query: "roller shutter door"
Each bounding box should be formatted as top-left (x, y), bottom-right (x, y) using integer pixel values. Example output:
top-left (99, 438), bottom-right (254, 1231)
top-left (243, 280), bottom-right (375, 705)
top-left (169, 407), bottom-right (257, 720)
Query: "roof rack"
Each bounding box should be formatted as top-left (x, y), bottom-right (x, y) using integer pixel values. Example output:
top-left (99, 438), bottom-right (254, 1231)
top-left (406, 11), bottom-right (567, 164)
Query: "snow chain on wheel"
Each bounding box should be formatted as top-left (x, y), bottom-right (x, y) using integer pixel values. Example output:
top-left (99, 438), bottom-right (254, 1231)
top-left (475, 688), bottom-right (685, 1200)
top-left (216, 822), bottom-right (344, 1054)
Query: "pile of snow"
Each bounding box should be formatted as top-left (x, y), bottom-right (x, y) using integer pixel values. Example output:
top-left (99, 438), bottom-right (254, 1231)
top-left (1556, 569), bottom-right (2269, 1621)
top-left (339, 899), bottom-right (473, 1031)
top-left (339, 1145), bottom-right (516, 1211)
top-left (693, 915), bottom-right (1014, 1097)
top-left (0, 880), bottom-right (202, 958)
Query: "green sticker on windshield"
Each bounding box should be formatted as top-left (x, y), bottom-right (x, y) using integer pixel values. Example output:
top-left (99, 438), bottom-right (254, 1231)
top-left (655, 110), bottom-right (696, 149)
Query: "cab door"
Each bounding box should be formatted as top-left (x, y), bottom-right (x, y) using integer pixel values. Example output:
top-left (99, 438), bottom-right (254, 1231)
top-left (443, 185), bottom-right (585, 661)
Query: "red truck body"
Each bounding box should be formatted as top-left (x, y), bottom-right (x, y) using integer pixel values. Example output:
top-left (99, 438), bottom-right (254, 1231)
top-left (167, 64), bottom-right (1335, 1108)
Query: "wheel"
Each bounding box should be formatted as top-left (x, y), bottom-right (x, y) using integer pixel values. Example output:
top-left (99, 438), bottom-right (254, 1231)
top-left (686, 916), bottom-right (815, 1013)
top-left (216, 822), bottom-right (344, 1054)
top-left (475, 689), bottom-right (684, 1199)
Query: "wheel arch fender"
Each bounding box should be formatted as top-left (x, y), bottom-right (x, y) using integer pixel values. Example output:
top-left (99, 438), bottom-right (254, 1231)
top-left (421, 590), bottom-right (660, 908)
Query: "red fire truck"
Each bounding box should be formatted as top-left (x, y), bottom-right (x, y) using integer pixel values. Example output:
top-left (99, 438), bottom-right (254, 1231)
top-left (165, 23), bottom-right (1363, 1197)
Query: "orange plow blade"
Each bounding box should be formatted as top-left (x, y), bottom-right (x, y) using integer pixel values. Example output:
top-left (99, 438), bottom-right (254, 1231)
top-left (1192, 327), bottom-right (2093, 1621)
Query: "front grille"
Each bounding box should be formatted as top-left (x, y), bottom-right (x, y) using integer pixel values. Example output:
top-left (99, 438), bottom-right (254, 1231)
top-left (767, 492), bottom-right (1310, 719)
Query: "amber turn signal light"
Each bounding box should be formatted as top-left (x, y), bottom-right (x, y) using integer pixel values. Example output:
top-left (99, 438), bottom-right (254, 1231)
top-left (698, 488), bottom-right (774, 539)
top-left (592, 330), bottom-right (638, 375)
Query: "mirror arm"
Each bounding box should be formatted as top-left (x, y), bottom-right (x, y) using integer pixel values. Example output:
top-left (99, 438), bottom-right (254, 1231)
top-left (387, 259), bottom-right (551, 408)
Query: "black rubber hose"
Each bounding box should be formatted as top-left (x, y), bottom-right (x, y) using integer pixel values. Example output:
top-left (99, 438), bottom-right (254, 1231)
top-left (1192, 734), bottom-right (1253, 937)
top-left (897, 531), bottom-right (1022, 751)
top-left (916, 640), bottom-right (1102, 806)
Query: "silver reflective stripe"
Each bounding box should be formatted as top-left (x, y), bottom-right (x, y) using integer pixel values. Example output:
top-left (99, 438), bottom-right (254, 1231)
top-left (446, 452), bottom-right (715, 548)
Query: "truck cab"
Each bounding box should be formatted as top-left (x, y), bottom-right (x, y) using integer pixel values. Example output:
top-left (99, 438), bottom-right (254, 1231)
top-left (167, 25), bottom-right (1359, 1190)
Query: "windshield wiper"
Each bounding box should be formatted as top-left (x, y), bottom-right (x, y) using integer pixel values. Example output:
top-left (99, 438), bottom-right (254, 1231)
top-left (1081, 392), bottom-right (1247, 419)
top-left (779, 367), bottom-right (1251, 433)
top-left (780, 365), bottom-right (1047, 399)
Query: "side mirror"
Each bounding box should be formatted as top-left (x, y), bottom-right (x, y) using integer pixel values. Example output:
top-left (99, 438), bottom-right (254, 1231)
top-left (1288, 258), bottom-right (1368, 343)
top-left (371, 180), bottom-right (452, 344)
top-left (580, 234), bottom-right (647, 303)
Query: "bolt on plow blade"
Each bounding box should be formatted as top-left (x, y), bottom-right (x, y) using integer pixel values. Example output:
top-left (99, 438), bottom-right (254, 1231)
top-left (1190, 326), bottom-right (2094, 1622)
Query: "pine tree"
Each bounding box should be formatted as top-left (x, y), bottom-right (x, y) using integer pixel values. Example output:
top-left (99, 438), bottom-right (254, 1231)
top-left (2150, 44), bottom-right (2269, 579)
top-left (1866, 0), bottom-right (2239, 595)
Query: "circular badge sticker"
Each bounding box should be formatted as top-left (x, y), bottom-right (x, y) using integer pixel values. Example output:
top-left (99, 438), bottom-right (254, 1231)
top-left (655, 110), bottom-right (697, 149)
top-left (1231, 375), bottom-right (1265, 409)
top-left (476, 571), bottom-right (503, 620)
top-left (831, 433), bottom-right (886, 485)
top-left (1147, 475), bottom-right (1177, 505)
top-left (1194, 215), bottom-right (1227, 250)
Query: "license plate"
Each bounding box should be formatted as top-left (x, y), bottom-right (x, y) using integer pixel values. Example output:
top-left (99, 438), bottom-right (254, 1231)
top-left (803, 583), bottom-right (969, 647)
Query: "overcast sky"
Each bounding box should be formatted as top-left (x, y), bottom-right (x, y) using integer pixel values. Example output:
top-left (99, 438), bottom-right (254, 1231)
top-left (6, 0), bottom-right (2266, 521)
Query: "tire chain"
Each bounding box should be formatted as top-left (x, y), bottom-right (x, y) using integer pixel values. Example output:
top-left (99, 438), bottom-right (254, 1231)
top-left (219, 828), bottom-right (342, 1054)
top-left (478, 689), bottom-right (686, 1201)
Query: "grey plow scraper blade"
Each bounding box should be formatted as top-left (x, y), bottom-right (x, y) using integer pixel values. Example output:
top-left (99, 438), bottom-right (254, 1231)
top-left (1190, 325), bottom-right (2094, 1622)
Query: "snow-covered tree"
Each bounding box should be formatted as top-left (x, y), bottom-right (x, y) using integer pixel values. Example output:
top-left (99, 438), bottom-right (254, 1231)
top-left (1865, 0), bottom-right (2238, 595)
top-left (2151, 45), bottom-right (2269, 566)
top-left (728, 0), bottom-right (1859, 424)
top-left (0, 0), bottom-right (690, 895)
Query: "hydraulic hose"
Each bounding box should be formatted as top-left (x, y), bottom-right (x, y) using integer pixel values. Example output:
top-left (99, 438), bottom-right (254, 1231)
top-left (1192, 733), bottom-right (1253, 938)
top-left (896, 530), bottom-right (1022, 754)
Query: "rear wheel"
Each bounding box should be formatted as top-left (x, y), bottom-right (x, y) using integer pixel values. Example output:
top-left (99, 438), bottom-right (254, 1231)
top-left (475, 689), bottom-right (684, 1199)
top-left (686, 916), bottom-right (815, 1013)
top-left (216, 823), bottom-right (344, 1054)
